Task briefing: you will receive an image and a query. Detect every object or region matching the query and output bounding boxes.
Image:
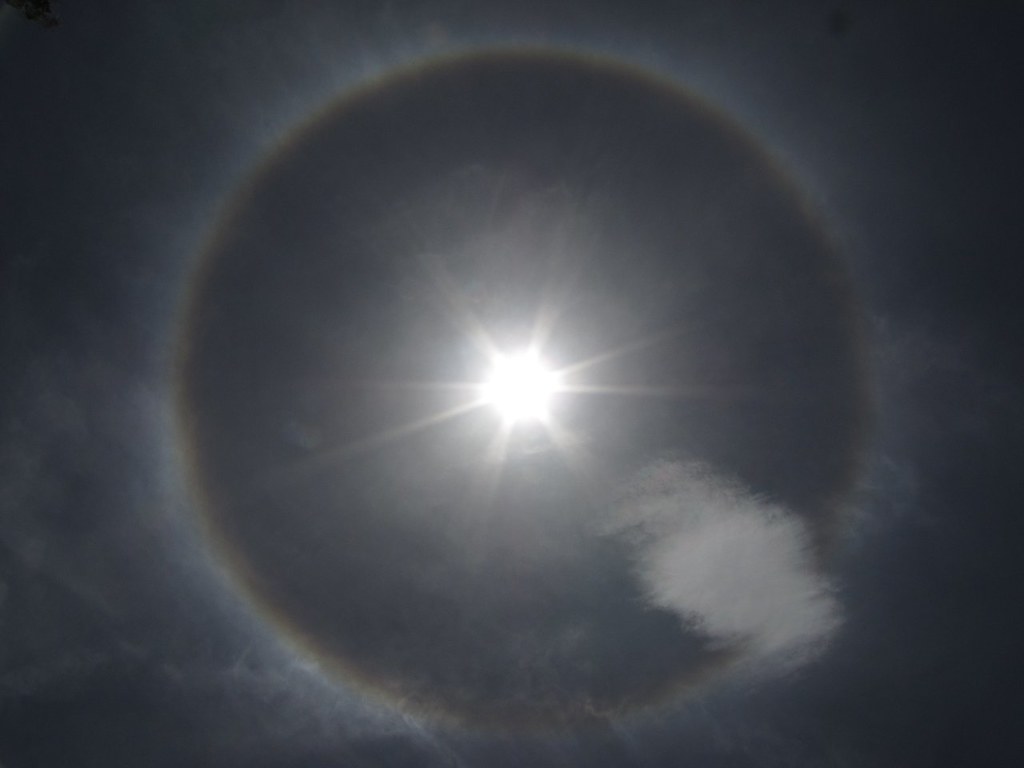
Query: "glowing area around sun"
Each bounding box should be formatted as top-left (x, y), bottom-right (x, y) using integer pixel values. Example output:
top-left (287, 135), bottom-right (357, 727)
top-left (480, 350), bottom-right (561, 423)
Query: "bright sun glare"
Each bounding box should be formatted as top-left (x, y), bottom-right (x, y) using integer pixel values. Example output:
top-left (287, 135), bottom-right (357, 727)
top-left (481, 350), bottom-right (561, 423)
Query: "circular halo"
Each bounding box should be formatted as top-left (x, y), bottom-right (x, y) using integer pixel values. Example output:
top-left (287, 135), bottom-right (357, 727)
top-left (177, 47), bottom-right (869, 729)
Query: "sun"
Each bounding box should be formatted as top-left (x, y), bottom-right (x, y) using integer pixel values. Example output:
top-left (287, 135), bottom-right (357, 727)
top-left (480, 350), bottom-right (561, 423)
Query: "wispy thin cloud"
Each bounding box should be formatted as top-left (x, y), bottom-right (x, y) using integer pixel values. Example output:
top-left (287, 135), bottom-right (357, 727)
top-left (606, 461), bottom-right (841, 670)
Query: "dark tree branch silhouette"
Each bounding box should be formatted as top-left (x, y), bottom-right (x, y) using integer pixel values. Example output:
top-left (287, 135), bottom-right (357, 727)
top-left (6, 0), bottom-right (59, 27)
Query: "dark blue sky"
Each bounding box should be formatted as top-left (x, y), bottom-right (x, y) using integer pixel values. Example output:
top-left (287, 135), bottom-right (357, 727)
top-left (2, 2), bottom-right (1023, 766)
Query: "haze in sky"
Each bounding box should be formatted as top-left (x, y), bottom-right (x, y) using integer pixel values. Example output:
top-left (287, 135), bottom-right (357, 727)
top-left (2, 2), bottom-right (1022, 766)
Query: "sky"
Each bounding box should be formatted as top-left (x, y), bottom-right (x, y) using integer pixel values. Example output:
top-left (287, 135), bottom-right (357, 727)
top-left (2, 1), bottom-right (1023, 766)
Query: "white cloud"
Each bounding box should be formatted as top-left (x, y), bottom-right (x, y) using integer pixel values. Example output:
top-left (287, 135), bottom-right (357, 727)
top-left (605, 461), bottom-right (842, 670)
